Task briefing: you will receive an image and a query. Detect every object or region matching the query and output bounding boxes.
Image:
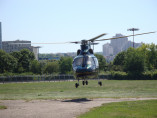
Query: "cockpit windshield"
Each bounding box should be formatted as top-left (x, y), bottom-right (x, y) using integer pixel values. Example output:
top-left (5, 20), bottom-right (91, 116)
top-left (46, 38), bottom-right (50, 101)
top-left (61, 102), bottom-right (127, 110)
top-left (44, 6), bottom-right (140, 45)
top-left (73, 57), bottom-right (83, 67)
top-left (86, 56), bottom-right (94, 66)
top-left (73, 56), bottom-right (95, 67)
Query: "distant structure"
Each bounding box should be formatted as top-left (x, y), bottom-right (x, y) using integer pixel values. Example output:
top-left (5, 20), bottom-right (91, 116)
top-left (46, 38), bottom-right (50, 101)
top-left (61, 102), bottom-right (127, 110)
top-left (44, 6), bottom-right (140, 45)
top-left (103, 33), bottom-right (142, 61)
top-left (103, 43), bottom-right (113, 56)
top-left (0, 22), bottom-right (2, 49)
top-left (32, 46), bottom-right (40, 60)
top-left (2, 40), bottom-right (40, 60)
top-left (111, 34), bottom-right (128, 55)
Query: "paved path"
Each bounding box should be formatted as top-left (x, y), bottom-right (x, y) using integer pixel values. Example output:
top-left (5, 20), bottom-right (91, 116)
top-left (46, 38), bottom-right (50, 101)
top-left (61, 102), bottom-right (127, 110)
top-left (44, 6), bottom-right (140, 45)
top-left (0, 98), bottom-right (157, 118)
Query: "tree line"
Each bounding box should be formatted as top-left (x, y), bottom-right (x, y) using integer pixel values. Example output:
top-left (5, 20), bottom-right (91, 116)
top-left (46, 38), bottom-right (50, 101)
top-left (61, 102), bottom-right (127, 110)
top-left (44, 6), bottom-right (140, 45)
top-left (0, 43), bottom-right (157, 79)
top-left (0, 49), bottom-right (74, 75)
top-left (108, 43), bottom-right (157, 79)
top-left (113, 43), bottom-right (157, 73)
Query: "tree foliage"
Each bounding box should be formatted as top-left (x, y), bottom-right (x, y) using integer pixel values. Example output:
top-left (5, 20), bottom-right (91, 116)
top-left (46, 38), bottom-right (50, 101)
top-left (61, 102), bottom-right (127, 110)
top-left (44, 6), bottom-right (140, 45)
top-left (30, 60), bottom-right (42, 74)
top-left (10, 51), bottom-right (23, 73)
top-left (11, 49), bottom-right (35, 72)
top-left (146, 44), bottom-right (157, 70)
top-left (43, 61), bottom-right (59, 74)
top-left (113, 43), bottom-right (157, 74)
top-left (20, 49), bottom-right (35, 72)
top-left (59, 57), bottom-right (73, 74)
top-left (124, 47), bottom-right (145, 74)
top-left (0, 50), bottom-right (17, 73)
top-left (113, 51), bottom-right (126, 66)
top-left (95, 54), bottom-right (106, 71)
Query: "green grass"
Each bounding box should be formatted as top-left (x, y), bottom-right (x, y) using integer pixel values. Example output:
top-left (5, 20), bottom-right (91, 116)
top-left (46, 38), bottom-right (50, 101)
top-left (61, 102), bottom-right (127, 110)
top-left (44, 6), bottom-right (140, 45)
top-left (0, 105), bottom-right (7, 109)
top-left (78, 100), bottom-right (157, 118)
top-left (0, 80), bottom-right (157, 100)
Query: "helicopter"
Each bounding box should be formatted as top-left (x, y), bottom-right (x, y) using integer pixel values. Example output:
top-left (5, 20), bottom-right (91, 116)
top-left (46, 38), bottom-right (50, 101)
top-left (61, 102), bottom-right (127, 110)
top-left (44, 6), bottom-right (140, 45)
top-left (71, 34), bottom-right (106, 88)
top-left (10, 31), bottom-right (156, 88)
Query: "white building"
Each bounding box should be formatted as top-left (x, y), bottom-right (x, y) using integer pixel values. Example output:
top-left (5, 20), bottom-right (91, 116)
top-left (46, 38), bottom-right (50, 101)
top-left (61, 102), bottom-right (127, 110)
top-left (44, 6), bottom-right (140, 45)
top-left (103, 43), bottom-right (113, 56)
top-left (111, 34), bottom-right (128, 55)
top-left (2, 40), bottom-right (40, 60)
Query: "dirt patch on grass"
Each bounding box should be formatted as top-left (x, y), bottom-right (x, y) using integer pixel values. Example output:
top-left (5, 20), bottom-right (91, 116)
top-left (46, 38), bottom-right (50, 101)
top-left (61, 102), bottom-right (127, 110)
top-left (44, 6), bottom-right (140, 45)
top-left (0, 98), bottom-right (157, 118)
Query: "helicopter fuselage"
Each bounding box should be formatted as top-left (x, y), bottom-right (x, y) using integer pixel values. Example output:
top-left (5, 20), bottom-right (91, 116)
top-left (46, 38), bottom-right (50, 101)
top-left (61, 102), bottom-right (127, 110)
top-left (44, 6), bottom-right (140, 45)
top-left (72, 54), bottom-right (99, 80)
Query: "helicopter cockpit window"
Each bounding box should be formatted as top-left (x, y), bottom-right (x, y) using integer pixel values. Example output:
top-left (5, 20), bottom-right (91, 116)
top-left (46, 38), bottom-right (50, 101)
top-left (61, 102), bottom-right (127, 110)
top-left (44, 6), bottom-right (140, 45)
top-left (73, 57), bottom-right (83, 67)
top-left (85, 56), bottom-right (94, 66)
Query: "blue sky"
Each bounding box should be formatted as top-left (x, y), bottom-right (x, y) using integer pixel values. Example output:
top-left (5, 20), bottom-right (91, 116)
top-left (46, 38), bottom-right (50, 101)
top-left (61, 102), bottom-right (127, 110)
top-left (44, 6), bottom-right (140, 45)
top-left (0, 0), bottom-right (157, 53)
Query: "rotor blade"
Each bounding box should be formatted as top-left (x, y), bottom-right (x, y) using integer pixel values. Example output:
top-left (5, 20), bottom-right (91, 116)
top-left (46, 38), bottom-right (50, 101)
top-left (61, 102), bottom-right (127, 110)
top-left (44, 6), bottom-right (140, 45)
top-left (96, 31), bottom-right (156, 41)
top-left (69, 41), bottom-right (81, 44)
top-left (8, 43), bottom-right (31, 45)
top-left (9, 42), bottom-right (69, 45)
top-left (88, 33), bottom-right (107, 42)
top-left (32, 42), bottom-right (69, 44)
top-left (33, 46), bottom-right (42, 48)
top-left (91, 42), bottom-right (99, 45)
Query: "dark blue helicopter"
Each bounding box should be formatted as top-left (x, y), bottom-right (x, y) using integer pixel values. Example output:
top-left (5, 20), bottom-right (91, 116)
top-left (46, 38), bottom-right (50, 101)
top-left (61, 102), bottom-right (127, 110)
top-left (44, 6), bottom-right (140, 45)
top-left (71, 33), bottom-right (107, 88)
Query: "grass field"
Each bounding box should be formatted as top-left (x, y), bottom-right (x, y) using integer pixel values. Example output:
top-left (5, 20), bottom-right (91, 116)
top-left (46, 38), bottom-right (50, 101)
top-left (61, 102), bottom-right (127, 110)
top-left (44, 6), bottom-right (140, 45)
top-left (78, 100), bottom-right (157, 118)
top-left (0, 105), bottom-right (7, 109)
top-left (0, 80), bottom-right (157, 100)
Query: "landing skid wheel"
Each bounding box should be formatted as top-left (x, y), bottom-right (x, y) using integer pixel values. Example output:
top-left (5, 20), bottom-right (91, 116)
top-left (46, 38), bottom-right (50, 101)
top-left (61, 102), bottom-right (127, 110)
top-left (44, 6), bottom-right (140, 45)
top-left (75, 83), bottom-right (79, 88)
top-left (85, 81), bottom-right (88, 85)
top-left (98, 81), bottom-right (102, 86)
top-left (82, 81), bottom-right (85, 85)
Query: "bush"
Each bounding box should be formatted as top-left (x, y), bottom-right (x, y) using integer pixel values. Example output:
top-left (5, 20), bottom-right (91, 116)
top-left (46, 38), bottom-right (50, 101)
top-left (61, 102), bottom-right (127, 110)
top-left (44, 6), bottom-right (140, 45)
top-left (109, 71), bottom-right (127, 80)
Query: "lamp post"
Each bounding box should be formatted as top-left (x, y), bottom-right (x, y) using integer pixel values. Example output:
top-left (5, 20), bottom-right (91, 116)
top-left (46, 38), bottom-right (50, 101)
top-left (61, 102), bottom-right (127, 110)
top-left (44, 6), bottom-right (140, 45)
top-left (127, 28), bottom-right (139, 48)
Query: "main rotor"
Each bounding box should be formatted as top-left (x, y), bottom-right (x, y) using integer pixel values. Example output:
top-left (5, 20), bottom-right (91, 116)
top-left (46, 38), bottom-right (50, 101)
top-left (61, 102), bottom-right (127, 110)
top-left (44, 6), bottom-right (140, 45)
top-left (9, 31), bottom-right (156, 51)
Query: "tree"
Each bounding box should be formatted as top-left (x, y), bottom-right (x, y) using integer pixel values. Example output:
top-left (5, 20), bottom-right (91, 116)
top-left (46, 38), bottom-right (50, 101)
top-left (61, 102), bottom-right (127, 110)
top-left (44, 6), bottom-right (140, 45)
top-left (0, 50), bottom-right (17, 73)
top-left (147, 44), bottom-right (157, 70)
top-left (113, 51), bottom-right (126, 65)
top-left (30, 60), bottom-right (42, 74)
top-left (10, 49), bottom-right (35, 72)
top-left (95, 54), bottom-right (106, 71)
top-left (137, 43), bottom-right (157, 70)
top-left (124, 47), bottom-right (145, 74)
top-left (43, 61), bottom-right (59, 74)
top-left (10, 51), bottom-right (24, 73)
top-left (112, 51), bottom-right (126, 71)
top-left (59, 57), bottom-right (73, 74)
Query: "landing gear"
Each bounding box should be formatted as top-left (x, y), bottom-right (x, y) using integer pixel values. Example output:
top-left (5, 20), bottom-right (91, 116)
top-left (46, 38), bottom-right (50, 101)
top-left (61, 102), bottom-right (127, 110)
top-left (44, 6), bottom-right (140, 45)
top-left (75, 80), bottom-right (102, 88)
top-left (82, 80), bottom-right (88, 85)
top-left (98, 81), bottom-right (102, 86)
top-left (85, 81), bottom-right (88, 85)
top-left (75, 79), bottom-right (80, 88)
top-left (82, 81), bottom-right (85, 85)
top-left (75, 83), bottom-right (79, 88)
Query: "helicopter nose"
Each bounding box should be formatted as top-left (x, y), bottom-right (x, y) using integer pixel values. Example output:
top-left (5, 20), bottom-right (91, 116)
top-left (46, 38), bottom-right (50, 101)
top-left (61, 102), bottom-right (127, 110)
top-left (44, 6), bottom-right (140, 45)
top-left (76, 67), bottom-right (93, 73)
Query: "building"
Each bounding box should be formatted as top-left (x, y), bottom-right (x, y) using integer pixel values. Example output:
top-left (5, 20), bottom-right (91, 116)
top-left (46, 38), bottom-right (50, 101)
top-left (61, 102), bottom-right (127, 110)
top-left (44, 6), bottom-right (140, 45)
top-left (111, 34), bottom-right (128, 55)
top-left (103, 43), bottom-right (113, 56)
top-left (33, 46), bottom-right (40, 60)
top-left (0, 22), bottom-right (2, 49)
top-left (2, 40), bottom-right (39, 60)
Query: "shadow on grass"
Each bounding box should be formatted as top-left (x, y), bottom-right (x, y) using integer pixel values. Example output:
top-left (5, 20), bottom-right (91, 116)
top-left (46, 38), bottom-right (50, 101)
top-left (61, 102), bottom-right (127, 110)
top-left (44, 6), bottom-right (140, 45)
top-left (62, 98), bottom-right (92, 103)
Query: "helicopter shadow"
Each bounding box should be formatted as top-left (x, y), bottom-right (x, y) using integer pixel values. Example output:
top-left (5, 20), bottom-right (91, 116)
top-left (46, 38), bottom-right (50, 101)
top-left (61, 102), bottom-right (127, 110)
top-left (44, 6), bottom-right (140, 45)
top-left (62, 98), bottom-right (92, 103)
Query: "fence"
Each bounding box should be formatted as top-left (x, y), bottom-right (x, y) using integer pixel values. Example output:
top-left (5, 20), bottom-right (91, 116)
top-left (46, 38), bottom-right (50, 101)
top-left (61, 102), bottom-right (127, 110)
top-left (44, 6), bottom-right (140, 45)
top-left (0, 74), bottom-right (110, 83)
top-left (0, 75), bottom-right (74, 83)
